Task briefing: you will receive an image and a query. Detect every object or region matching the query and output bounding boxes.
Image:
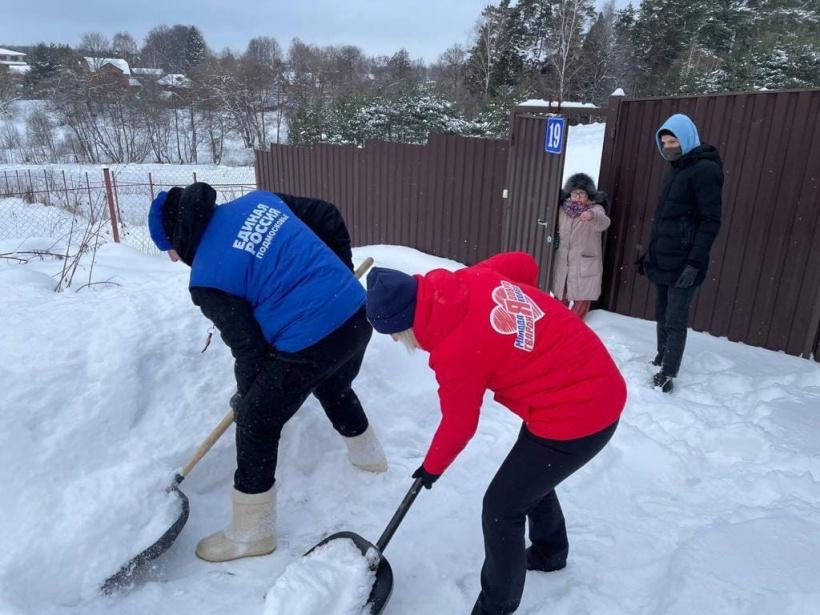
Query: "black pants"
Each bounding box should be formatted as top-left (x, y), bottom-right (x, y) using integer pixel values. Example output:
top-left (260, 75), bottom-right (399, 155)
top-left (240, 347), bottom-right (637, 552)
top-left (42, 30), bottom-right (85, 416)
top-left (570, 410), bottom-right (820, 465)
top-left (654, 284), bottom-right (696, 377)
top-left (472, 421), bottom-right (618, 615)
top-left (233, 307), bottom-right (372, 494)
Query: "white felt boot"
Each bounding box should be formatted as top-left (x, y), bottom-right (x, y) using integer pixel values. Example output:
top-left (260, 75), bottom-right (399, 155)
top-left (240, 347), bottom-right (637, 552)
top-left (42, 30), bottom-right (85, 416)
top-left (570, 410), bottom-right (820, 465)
top-left (343, 424), bottom-right (388, 473)
top-left (195, 485), bottom-right (277, 562)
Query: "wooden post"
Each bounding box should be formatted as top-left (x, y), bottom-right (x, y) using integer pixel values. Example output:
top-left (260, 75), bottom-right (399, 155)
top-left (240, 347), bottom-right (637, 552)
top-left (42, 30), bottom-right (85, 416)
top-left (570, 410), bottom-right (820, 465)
top-left (149, 172), bottom-right (155, 199)
top-left (61, 170), bottom-right (69, 210)
top-left (85, 172), bottom-right (94, 223)
top-left (192, 170), bottom-right (197, 183)
top-left (102, 167), bottom-right (121, 243)
top-left (43, 169), bottom-right (50, 206)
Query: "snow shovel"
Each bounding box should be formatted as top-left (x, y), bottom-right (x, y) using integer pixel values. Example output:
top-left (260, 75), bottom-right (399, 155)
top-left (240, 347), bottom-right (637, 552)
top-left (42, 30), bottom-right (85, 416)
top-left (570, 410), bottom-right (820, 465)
top-left (102, 256), bottom-right (375, 593)
top-left (101, 408), bottom-right (236, 593)
top-left (306, 477), bottom-right (424, 614)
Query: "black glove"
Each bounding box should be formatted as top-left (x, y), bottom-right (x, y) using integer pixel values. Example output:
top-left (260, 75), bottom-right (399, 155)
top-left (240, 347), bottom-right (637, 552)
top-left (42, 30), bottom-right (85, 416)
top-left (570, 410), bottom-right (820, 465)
top-left (412, 465), bottom-right (440, 490)
top-left (229, 391), bottom-right (243, 413)
top-left (675, 265), bottom-right (698, 288)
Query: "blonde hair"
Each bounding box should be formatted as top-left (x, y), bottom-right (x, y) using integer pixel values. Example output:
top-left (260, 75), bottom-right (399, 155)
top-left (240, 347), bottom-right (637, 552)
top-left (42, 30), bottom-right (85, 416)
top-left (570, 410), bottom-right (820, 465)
top-left (393, 328), bottom-right (419, 354)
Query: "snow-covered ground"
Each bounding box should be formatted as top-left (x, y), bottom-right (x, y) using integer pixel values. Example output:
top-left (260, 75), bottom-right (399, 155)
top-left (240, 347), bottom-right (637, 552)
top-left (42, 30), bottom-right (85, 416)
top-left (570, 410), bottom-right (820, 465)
top-left (1, 242), bottom-right (819, 615)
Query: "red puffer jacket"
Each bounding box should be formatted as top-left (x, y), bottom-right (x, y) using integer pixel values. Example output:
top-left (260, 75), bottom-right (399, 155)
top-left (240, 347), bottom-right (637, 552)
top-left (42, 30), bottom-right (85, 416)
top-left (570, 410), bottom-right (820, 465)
top-left (414, 252), bottom-right (627, 475)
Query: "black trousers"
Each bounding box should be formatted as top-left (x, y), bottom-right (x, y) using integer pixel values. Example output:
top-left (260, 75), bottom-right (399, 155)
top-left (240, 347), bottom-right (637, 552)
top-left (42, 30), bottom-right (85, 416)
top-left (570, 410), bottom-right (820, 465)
top-left (472, 421), bottom-right (618, 615)
top-left (654, 283), bottom-right (696, 377)
top-left (233, 307), bottom-right (372, 494)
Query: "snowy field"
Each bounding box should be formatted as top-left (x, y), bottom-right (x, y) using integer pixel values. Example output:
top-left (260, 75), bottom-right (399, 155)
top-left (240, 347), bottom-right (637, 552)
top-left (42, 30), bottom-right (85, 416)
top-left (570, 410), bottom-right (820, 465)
top-left (1, 241), bottom-right (819, 615)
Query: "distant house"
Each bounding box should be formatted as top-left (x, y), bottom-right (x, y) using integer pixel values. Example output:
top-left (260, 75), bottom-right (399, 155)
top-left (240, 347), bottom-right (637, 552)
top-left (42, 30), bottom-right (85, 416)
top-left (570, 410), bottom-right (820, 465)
top-left (0, 47), bottom-right (26, 64)
top-left (82, 57), bottom-right (131, 87)
top-left (0, 47), bottom-right (28, 82)
top-left (157, 73), bottom-right (191, 89)
top-left (132, 67), bottom-right (164, 83)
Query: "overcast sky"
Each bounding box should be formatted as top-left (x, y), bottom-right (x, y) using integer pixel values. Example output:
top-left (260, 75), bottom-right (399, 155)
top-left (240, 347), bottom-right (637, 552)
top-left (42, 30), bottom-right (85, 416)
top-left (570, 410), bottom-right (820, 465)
top-left (2, 0), bottom-right (634, 63)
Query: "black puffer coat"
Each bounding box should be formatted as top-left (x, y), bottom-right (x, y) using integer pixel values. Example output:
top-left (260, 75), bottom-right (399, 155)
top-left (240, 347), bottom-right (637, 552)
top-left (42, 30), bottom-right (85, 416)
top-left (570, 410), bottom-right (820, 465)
top-left (645, 145), bottom-right (723, 286)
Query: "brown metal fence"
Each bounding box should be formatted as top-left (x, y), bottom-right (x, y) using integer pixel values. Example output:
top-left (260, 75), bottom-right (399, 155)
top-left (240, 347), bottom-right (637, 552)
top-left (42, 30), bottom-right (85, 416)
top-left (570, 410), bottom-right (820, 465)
top-left (255, 113), bottom-right (573, 274)
top-left (256, 134), bottom-right (511, 265)
top-left (598, 88), bottom-right (820, 360)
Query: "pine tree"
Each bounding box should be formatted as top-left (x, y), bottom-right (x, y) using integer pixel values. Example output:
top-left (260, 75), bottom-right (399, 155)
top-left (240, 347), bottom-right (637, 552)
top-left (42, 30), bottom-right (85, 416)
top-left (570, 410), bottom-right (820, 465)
top-left (575, 4), bottom-right (617, 104)
top-left (465, 1), bottom-right (526, 99)
top-left (183, 26), bottom-right (209, 73)
top-left (24, 44), bottom-right (78, 97)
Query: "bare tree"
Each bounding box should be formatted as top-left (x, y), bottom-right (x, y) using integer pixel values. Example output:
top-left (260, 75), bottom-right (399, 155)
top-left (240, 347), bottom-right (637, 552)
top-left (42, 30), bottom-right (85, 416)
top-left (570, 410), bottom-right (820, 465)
top-left (79, 32), bottom-right (111, 59)
top-left (112, 32), bottom-right (138, 63)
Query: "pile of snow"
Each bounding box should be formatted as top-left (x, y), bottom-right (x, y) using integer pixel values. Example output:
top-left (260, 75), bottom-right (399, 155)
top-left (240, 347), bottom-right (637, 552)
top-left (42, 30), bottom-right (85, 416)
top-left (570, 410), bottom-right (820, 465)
top-left (1, 243), bottom-right (818, 615)
top-left (264, 538), bottom-right (375, 615)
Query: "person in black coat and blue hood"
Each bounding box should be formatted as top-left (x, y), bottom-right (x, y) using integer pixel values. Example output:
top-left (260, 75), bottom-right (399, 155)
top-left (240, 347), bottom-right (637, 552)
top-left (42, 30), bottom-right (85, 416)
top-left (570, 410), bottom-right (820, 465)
top-left (148, 183), bottom-right (388, 562)
top-left (637, 114), bottom-right (723, 393)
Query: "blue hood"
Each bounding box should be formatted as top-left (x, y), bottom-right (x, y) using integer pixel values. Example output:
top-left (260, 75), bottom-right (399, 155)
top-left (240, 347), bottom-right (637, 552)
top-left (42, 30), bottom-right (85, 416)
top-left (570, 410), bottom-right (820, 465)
top-left (148, 191), bottom-right (173, 251)
top-left (656, 114), bottom-right (701, 156)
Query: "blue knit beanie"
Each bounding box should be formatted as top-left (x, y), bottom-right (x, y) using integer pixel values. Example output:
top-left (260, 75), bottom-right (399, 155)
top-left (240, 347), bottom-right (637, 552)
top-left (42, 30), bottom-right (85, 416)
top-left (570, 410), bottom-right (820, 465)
top-left (366, 267), bottom-right (418, 334)
top-left (148, 191), bottom-right (173, 251)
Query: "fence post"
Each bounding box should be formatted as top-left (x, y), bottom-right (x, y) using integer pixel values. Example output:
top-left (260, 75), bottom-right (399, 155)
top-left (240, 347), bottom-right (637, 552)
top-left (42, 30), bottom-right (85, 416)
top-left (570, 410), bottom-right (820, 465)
top-left (85, 172), bottom-right (94, 223)
top-left (15, 170), bottom-right (21, 194)
top-left (27, 169), bottom-right (34, 196)
top-left (61, 170), bottom-right (69, 210)
top-left (192, 170), bottom-right (197, 183)
top-left (102, 166), bottom-right (121, 243)
top-left (149, 172), bottom-right (155, 199)
top-left (3, 170), bottom-right (9, 194)
top-left (43, 169), bottom-right (50, 206)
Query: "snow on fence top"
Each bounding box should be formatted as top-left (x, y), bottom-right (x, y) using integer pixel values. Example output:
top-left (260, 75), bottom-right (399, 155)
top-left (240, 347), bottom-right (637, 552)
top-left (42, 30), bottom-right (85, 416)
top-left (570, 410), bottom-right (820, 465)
top-left (518, 99), bottom-right (599, 109)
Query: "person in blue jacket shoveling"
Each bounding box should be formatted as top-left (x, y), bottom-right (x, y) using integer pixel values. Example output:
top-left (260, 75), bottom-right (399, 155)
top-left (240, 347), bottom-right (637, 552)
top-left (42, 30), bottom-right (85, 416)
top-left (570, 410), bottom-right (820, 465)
top-left (148, 182), bottom-right (388, 562)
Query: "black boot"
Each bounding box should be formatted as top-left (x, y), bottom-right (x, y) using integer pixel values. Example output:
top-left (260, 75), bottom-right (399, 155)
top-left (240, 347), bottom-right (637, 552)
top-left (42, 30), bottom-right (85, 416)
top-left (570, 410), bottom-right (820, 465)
top-left (525, 545), bottom-right (567, 572)
top-left (652, 371), bottom-right (674, 393)
top-left (650, 353), bottom-right (663, 367)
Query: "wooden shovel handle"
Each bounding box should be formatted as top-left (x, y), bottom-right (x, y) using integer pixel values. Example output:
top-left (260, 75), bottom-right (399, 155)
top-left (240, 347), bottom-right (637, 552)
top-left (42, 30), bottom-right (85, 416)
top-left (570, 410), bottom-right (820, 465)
top-left (177, 257), bottom-right (374, 481)
top-left (180, 409), bottom-right (235, 478)
top-left (354, 256), bottom-right (375, 279)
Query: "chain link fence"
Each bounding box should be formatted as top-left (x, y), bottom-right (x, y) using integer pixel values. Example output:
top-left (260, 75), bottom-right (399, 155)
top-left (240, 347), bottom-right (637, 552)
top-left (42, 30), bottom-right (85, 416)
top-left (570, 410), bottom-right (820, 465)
top-left (0, 165), bottom-right (256, 255)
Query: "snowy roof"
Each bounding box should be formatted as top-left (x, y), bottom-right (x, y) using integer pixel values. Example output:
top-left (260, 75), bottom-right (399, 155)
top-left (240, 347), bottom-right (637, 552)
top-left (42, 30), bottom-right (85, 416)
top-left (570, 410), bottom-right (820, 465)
top-left (7, 64), bottom-right (30, 74)
top-left (518, 99), bottom-right (598, 109)
top-left (0, 48), bottom-right (26, 57)
top-left (157, 73), bottom-right (191, 87)
top-left (128, 78), bottom-right (142, 87)
top-left (611, 88), bottom-right (626, 96)
top-left (84, 57), bottom-right (131, 75)
top-left (132, 67), bottom-right (163, 76)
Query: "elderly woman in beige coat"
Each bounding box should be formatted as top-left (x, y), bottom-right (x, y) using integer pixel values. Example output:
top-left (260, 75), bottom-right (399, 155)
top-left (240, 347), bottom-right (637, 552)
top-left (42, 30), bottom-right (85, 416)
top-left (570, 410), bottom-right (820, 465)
top-left (551, 173), bottom-right (610, 319)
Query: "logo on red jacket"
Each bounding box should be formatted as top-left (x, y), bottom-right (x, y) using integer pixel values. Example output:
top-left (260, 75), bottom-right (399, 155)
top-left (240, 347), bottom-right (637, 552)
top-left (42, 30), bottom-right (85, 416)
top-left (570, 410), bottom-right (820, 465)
top-left (490, 281), bottom-right (544, 352)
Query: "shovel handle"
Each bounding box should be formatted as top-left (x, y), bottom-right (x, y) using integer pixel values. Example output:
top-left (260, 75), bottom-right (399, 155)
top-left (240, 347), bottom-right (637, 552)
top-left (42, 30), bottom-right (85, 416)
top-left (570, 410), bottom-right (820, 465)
top-left (177, 258), bottom-right (374, 482)
top-left (179, 409), bottom-right (235, 479)
top-left (376, 477), bottom-right (424, 553)
top-left (354, 256), bottom-right (375, 279)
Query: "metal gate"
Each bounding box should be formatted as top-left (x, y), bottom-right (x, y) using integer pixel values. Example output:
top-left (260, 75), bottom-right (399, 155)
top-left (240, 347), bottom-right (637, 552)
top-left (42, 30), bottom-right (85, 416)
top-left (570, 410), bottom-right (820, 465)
top-left (503, 106), bottom-right (569, 289)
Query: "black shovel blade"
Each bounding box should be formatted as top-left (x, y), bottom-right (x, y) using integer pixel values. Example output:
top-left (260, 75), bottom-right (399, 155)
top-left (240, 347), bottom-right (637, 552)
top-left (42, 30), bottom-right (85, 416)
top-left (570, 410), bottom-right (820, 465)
top-left (306, 531), bottom-right (393, 615)
top-left (100, 476), bottom-right (190, 594)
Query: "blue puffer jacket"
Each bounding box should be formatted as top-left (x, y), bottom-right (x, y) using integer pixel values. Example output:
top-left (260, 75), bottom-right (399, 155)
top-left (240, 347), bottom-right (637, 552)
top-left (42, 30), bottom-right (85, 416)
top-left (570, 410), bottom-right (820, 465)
top-left (190, 191), bottom-right (364, 352)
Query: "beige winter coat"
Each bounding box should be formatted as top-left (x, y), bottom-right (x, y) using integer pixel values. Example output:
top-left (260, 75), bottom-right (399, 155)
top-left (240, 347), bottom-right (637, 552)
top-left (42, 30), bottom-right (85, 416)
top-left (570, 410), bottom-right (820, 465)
top-left (551, 204), bottom-right (610, 301)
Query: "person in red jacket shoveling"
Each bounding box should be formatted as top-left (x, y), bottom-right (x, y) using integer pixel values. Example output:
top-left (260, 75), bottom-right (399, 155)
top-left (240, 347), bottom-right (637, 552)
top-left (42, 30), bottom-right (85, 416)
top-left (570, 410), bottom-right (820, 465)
top-left (365, 252), bottom-right (627, 615)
